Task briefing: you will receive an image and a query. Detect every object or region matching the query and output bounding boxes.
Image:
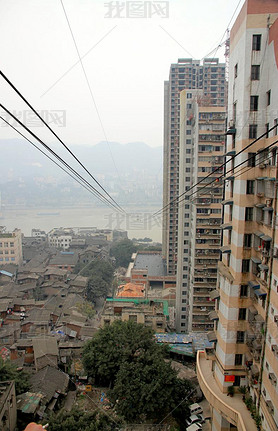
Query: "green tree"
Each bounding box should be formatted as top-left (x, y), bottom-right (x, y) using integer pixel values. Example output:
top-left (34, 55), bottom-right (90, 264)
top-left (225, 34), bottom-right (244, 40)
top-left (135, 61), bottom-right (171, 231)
top-left (75, 259), bottom-right (114, 303)
top-left (110, 239), bottom-right (137, 268)
top-left (48, 407), bottom-right (119, 431)
top-left (87, 275), bottom-right (110, 303)
top-left (110, 355), bottom-right (178, 422)
top-left (0, 358), bottom-right (30, 395)
top-left (83, 321), bottom-right (165, 386)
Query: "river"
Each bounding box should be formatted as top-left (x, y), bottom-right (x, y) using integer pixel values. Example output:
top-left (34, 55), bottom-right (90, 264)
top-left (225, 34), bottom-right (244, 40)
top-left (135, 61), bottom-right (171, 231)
top-left (0, 205), bottom-right (163, 242)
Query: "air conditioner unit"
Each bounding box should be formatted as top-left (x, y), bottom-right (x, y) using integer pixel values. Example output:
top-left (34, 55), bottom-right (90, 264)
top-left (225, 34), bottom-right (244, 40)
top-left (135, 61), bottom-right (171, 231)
top-left (266, 199), bottom-right (272, 207)
top-left (259, 164), bottom-right (265, 169)
top-left (228, 120), bottom-right (234, 128)
top-left (273, 248), bottom-right (278, 258)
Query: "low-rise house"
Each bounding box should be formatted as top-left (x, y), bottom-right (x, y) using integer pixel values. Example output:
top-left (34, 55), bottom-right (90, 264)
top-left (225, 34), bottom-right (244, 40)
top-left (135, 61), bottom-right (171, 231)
top-left (0, 381), bottom-right (17, 431)
top-left (101, 298), bottom-right (169, 332)
top-left (48, 251), bottom-right (79, 272)
top-left (116, 282), bottom-right (145, 298)
top-left (29, 366), bottom-right (69, 415)
top-left (0, 324), bottom-right (20, 347)
top-left (21, 308), bottom-right (52, 336)
top-left (43, 267), bottom-right (68, 282)
top-left (33, 338), bottom-right (58, 371)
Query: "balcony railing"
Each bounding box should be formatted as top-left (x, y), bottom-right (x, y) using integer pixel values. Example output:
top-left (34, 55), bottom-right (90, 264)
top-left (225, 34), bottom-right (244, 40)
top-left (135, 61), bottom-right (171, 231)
top-left (197, 351), bottom-right (257, 431)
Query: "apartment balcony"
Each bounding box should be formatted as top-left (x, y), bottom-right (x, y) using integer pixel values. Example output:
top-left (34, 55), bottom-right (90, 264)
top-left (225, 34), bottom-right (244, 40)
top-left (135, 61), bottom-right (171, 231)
top-left (260, 395), bottom-right (278, 431)
top-left (196, 351), bottom-right (257, 431)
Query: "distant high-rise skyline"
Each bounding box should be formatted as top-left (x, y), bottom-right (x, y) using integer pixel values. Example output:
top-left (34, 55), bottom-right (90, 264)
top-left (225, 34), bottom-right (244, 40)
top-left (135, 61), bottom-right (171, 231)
top-left (162, 57), bottom-right (227, 331)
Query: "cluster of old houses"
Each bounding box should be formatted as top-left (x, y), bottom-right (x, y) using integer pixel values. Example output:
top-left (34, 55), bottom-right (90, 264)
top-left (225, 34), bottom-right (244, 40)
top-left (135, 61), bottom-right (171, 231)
top-left (0, 226), bottom-right (125, 429)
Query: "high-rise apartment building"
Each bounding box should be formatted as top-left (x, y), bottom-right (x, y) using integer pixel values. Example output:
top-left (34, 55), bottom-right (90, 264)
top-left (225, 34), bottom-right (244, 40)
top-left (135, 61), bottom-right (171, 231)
top-left (0, 227), bottom-right (22, 266)
top-left (197, 1), bottom-right (278, 430)
top-left (163, 58), bottom-right (227, 276)
top-left (163, 59), bottom-right (227, 331)
top-left (177, 99), bottom-right (226, 333)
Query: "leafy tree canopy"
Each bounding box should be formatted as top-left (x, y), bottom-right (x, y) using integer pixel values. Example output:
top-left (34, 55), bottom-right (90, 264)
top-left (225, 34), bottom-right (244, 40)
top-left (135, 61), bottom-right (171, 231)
top-left (74, 259), bottom-right (114, 303)
top-left (110, 239), bottom-right (137, 268)
top-left (48, 407), bottom-right (120, 431)
top-left (83, 321), bottom-right (165, 386)
top-left (0, 358), bottom-right (30, 395)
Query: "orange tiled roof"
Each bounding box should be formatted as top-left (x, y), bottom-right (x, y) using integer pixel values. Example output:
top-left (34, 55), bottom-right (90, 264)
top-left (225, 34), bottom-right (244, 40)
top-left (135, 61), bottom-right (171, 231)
top-left (116, 282), bottom-right (145, 298)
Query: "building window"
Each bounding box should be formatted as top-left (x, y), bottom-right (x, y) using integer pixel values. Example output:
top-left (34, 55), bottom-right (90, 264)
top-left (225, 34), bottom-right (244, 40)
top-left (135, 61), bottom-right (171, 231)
top-left (242, 259), bottom-right (250, 273)
top-left (234, 63), bottom-right (238, 78)
top-left (248, 152), bottom-right (256, 167)
top-left (252, 34), bottom-right (261, 51)
top-left (250, 95), bottom-right (259, 111)
top-left (249, 124), bottom-right (257, 139)
top-left (246, 180), bottom-right (254, 195)
top-left (265, 123), bottom-right (269, 138)
top-left (238, 308), bottom-right (247, 320)
top-left (267, 90), bottom-right (271, 106)
top-left (251, 65), bottom-right (260, 80)
top-left (186, 139), bottom-right (191, 145)
top-left (187, 93), bottom-right (192, 99)
top-left (274, 119), bottom-right (278, 136)
top-left (233, 102), bottom-right (237, 122)
top-left (243, 233), bottom-right (252, 248)
top-left (236, 331), bottom-right (245, 343)
top-left (245, 207), bottom-right (253, 221)
top-left (235, 354), bottom-right (243, 365)
top-left (240, 285), bottom-right (248, 297)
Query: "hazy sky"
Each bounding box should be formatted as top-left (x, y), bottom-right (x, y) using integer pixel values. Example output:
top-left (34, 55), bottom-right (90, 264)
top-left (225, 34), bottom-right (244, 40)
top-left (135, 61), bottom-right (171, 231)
top-left (0, 0), bottom-right (243, 149)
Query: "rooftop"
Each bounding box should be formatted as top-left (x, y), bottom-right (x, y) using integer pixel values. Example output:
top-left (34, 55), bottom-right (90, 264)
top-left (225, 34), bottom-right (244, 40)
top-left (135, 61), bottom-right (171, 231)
top-left (33, 338), bottom-right (58, 359)
top-left (30, 366), bottom-right (69, 403)
top-left (116, 282), bottom-right (145, 298)
top-left (133, 252), bottom-right (167, 277)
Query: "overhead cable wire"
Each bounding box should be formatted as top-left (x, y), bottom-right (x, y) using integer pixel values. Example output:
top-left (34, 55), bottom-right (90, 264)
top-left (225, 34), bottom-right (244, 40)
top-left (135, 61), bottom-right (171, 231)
top-left (0, 69), bottom-right (125, 213)
top-left (0, 103), bottom-right (122, 213)
top-left (154, 124), bottom-right (278, 216)
top-left (0, 116), bottom-right (114, 208)
top-left (59, 0), bottom-right (122, 183)
top-left (189, 145), bottom-right (278, 205)
top-left (200, 0), bottom-right (243, 61)
top-left (156, 140), bottom-right (278, 224)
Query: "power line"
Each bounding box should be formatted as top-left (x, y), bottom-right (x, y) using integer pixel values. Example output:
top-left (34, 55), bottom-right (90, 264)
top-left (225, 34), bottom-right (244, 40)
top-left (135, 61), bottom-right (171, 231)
top-left (0, 103), bottom-right (123, 213)
top-left (156, 140), bottom-right (278, 226)
top-left (184, 138), bottom-right (278, 203)
top-left (200, 0), bottom-right (243, 61)
top-left (0, 116), bottom-right (115, 209)
top-left (0, 69), bottom-right (125, 213)
top-left (154, 124), bottom-right (278, 216)
top-left (59, 0), bottom-right (122, 183)
top-left (189, 143), bottom-right (278, 205)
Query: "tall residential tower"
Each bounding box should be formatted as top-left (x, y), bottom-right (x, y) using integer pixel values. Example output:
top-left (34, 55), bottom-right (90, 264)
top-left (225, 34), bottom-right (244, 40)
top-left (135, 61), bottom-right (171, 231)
top-left (197, 1), bottom-right (278, 430)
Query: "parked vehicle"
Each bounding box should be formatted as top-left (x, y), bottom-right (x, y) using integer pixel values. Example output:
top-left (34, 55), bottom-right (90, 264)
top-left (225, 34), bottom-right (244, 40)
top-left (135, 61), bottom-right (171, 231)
top-left (186, 413), bottom-right (205, 426)
top-left (189, 403), bottom-right (203, 416)
top-left (186, 423), bottom-right (203, 431)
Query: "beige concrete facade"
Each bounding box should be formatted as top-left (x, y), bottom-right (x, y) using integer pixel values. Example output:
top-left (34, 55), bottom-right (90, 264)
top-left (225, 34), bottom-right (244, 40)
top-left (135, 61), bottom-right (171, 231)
top-left (0, 227), bottom-right (22, 266)
top-left (176, 99), bottom-right (225, 332)
top-left (197, 1), bottom-right (278, 430)
top-left (163, 58), bottom-right (227, 284)
top-left (101, 298), bottom-right (168, 332)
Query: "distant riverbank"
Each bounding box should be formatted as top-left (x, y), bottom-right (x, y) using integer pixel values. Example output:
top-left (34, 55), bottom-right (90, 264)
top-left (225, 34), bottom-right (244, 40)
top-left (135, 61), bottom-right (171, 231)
top-left (0, 205), bottom-right (162, 242)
